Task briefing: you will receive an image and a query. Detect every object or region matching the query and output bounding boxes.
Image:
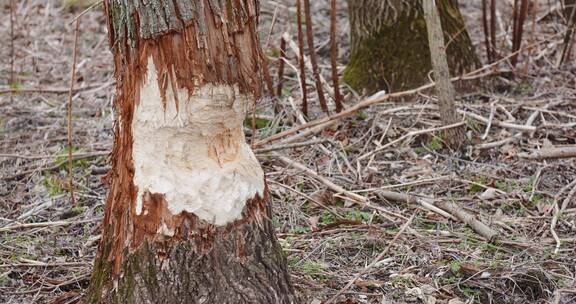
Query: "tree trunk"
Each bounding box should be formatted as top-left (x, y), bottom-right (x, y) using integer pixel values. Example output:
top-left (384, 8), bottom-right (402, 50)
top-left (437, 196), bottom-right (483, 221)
top-left (423, 0), bottom-right (466, 149)
top-left (84, 1), bottom-right (297, 303)
top-left (344, 0), bottom-right (479, 94)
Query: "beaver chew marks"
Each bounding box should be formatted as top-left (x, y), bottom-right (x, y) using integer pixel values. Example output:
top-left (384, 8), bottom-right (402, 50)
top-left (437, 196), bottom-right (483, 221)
top-left (132, 58), bottom-right (265, 226)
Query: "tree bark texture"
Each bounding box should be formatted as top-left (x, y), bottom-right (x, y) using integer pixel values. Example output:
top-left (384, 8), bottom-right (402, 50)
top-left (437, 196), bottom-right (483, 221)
top-left (344, 0), bottom-right (479, 94)
top-left (84, 1), bottom-right (297, 303)
top-left (423, 0), bottom-right (466, 149)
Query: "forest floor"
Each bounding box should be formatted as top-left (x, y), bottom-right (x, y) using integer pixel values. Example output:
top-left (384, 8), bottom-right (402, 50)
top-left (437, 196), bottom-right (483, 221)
top-left (1, 0), bottom-right (575, 303)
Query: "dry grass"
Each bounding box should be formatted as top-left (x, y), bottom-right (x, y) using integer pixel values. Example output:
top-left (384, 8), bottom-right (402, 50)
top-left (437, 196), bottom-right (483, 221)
top-left (1, 0), bottom-right (575, 303)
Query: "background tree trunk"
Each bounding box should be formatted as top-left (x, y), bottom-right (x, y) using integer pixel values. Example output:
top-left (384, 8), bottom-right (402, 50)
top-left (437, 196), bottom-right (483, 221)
top-left (84, 1), bottom-right (297, 303)
top-left (344, 0), bottom-right (479, 94)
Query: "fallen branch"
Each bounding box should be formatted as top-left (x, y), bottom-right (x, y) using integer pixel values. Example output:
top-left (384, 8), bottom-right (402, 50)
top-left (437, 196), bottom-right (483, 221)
top-left (0, 218), bottom-right (100, 232)
top-left (435, 201), bottom-right (499, 242)
top-left (0, 82), bottom-right (113, 95)
top-left (255, 69), bottom-right (498, 147)
top-left (378, 191), bottom-right (498, 241)
top-left (518, 146), bottom-right (576, 160)
top-left (551, 178), bottom-right (576, 254)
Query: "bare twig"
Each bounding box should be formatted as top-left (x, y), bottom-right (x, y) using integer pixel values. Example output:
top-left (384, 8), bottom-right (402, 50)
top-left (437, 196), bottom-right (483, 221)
top-left (303, 0), bottom-right (329, 114)
top-left (67, 19), bottom-right (81, 205)
top-left (518, 146), bottom-right (576, 159)
top-left (9, 0), bottom-right (16, 91)
top-left (276, 37), bottom-right (287, 98)
top-left (551, 178), bottom-right (576, 254)
top-left (296, 0), bottom-right (308, 117)
top-left (255, 69), bottom-right (498, 147)
top-left (330, 0), bottom-right (343, 112)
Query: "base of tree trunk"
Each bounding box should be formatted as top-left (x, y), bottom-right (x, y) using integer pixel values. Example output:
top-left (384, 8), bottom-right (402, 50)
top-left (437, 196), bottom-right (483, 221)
top-left (344, 0), bottom-right (479, 94)
top-left (84, 195), bottom-right (297, 304)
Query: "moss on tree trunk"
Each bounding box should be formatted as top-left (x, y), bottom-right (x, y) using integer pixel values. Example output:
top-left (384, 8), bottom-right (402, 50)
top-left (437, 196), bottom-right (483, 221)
top-left (344, 0), bottom-right (479, 94)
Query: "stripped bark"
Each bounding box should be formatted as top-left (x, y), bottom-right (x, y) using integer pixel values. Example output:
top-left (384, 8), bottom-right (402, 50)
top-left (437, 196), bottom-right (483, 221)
top-left (84, 1), bottom-right (297, 303)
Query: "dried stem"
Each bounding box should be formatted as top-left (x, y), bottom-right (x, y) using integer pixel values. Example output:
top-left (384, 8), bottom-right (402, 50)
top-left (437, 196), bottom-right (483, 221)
top-left (296, 0), bottom-right (308, 117)
top-left (511, 0), bottom-right (529, 67)
top-left (67, 19), bottom-right (81, 205)
top-left (10, 0), bottom-right (16, 90)
top-left (303, 0), bottom-right (329, 114)
top-left (330, 0), bottom-right (343, 112)
top-left (482, 0), bottom-right (493, 62)
top-left (276, 37), bottom-right (287, 97)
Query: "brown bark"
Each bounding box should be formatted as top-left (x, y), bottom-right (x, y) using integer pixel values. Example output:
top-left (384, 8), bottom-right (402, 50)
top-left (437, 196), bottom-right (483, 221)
top-left (344, 0), bottom-right (479, 94)
top-left (84, 1), bottom-right (297, 303)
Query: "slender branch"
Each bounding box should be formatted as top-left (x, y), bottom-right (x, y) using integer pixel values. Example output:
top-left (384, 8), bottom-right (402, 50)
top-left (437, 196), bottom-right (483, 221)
top-left (67, 19), bottom-right (81, 205)
top-left (303, 0), bottom-right (328, 114)
top-left (296, 0), bottom-right (308, 117)
top-left (329, 0), bottom-right (343, 112)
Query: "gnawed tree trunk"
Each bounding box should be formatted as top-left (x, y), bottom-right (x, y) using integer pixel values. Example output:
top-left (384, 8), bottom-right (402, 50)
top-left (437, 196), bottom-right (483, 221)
top-left (84, 1), bottom-right (297, 303)
top-left (344, 0), bottom-right (479, 94)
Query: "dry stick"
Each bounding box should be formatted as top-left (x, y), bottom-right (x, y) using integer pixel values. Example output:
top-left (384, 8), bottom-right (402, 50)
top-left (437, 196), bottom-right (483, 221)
top-left (490, 0), bottom-right (497, 59)
top-left (67, 19), bottom-right (81, 206)
top-left (518, 146), bottom-right (576, 159)
top-left (324, 214), bottom-right (415, 304)
top-left (254, 138), bottom-right (330, 154)
top-left (296, 0), bottom-right (308, 117)
top-left (255, 69), bottom-right (494, 148)
top-left (329, 0), bottom-right (343, 113)
top-left (379, 190), bottom-right (497, 241)
top-left (482, 0), bottom-right (493, 62)
top-left (256, 35), bottom-right (550, 148)
top-left (0, 218), bottom-right (101, 232)
top-left (511, 0), bottom-right (529, 67)
top-left (423, 0), bottom-right (465, 149)
top-left (559, 0), bottom-right (576, 66)
top-left (274, 154), bottom-right (408, 221)
top-left (1, 144), bottom-right (108, 184)
top-left (9, 0), bottom-right (15, 91)
top-left (458, 110), bottom-right (537, 132)
top-left (276, 37), bottom-right (287, 98)
top-left (378, 191), bottom-right (455, 221)
top-left (551, 178), bottom-right (576, 254)
top-left (0, 82), bottom-right (112, 95)
top-left (357, 122), bottom-right (465, 161)
top-left (436, 201), bottom-right (499, 241)
top-left (282, 32), bottom-right (335, 97)
top-left (303, 0), bottom-right (329, 114)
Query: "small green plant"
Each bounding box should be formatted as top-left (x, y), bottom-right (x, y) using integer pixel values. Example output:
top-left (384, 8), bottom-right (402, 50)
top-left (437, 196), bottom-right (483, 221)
top-left (469, 175), bottom-right (488, 193)
top-left (320, 211), bottom-right (334, 225)
top-left (450, 260), bottom-right (462, 274)
top-left (243, 117), bottom-right (271, 130)
top-left (301, 261), bottom-right (328, 282)
top-left (289, 226), bottom-right (310, 235)
top-left (43, 174), bottom-right (63, 196)
top-left (427, 136), bottom-right (443, 151)
top-left (345, 210), bottom-right (371, 222)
